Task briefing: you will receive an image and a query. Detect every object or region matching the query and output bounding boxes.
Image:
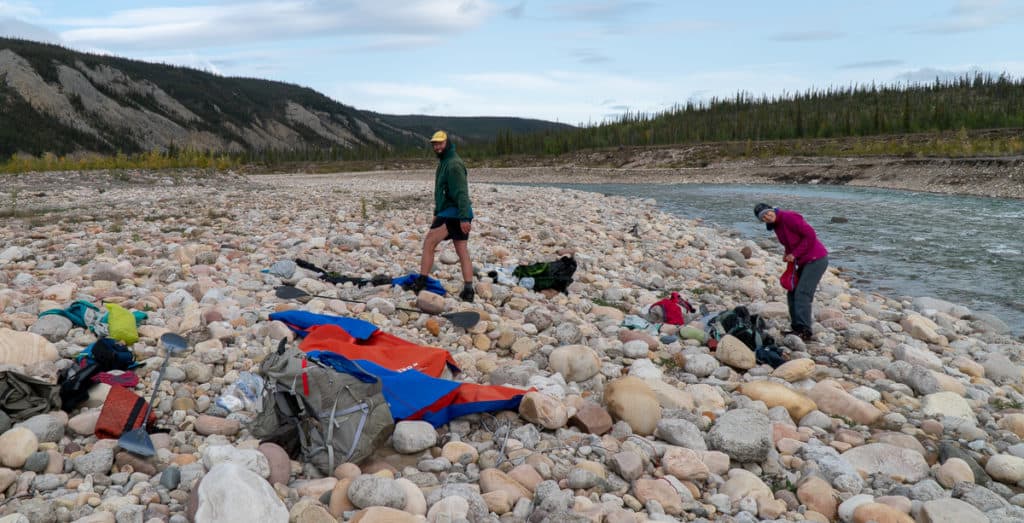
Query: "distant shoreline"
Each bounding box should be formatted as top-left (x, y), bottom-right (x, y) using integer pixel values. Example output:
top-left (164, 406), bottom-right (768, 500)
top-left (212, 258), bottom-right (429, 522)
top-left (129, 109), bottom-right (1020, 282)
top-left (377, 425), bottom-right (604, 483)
top-left (302, 155), bottom-right (1024, 200)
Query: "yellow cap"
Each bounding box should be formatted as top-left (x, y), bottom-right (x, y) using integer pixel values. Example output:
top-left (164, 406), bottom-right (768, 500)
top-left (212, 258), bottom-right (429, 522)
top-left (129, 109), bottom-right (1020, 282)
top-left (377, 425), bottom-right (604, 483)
top-left (429, 130), bottom-right (448, 142)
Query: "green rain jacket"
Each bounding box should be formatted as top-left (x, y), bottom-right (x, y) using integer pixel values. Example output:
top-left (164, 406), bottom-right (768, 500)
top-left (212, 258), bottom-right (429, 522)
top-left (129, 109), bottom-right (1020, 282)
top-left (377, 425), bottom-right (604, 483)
top-left (433, 142), bottom-right (473, 221)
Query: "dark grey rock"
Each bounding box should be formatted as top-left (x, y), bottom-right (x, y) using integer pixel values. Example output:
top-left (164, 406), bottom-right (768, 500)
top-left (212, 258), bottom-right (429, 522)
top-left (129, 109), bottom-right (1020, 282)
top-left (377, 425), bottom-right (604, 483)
top-left (654, 418), bottom-right (707, 450)
top-left (954, 482), bottom-right (1009, 512)
top-left (160, 466), bottom-right (181, 490)
top-left (885, 361), bottom-right (942, 395)
top-left (23, 451), bottom-right (50, 473)
top-left (939, 441), bottom-right (991, 486)
top-left (909, 479), bottom-right (946, 502)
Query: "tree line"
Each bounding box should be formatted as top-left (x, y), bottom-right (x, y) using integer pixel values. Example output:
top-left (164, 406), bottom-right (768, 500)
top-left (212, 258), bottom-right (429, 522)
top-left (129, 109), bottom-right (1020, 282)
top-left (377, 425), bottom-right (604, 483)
top-left (461, 73), bottom-right (1024, 158)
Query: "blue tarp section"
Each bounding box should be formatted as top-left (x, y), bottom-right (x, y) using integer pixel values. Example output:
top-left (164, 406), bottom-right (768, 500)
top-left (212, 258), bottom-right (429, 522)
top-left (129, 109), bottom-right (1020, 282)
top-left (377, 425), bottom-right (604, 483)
top-left (268, 310), bottom-right (378, 341)
top-left (307, 351), bottom-right (527, 427)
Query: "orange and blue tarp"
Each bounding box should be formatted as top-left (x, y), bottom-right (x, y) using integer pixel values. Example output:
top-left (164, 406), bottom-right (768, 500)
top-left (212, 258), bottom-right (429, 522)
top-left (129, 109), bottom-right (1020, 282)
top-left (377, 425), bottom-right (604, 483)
top-left (299, 324), bottom-right (459, 377)
top-left (269, 310), bottom-right (379, 341)
top-left (271, 309), bottom-right (529, 426)
top-left (306, 350), bottom-right (529, 427)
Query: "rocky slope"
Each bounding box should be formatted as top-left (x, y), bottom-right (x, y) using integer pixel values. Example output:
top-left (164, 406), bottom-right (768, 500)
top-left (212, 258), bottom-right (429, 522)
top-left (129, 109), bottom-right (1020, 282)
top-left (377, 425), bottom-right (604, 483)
top-left (0, 170), bottom-right (1022, 523)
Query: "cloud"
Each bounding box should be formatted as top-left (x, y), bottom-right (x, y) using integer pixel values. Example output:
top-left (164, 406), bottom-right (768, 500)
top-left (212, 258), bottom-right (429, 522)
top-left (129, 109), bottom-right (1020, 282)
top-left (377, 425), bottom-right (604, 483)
top-left (768, 30), bottom-right (844, 42)
top-left (550, 1), bottom-right (655, 20)
top-left (0, 16), bottom-right (61, 42)
top-left (455, 72), bottom-right (564, 90)
top-left (951, 0), bottom-right (1005, 15)
top-left (893, 66), bottom-right (989, 83)
top-left (915, 0), bottom-right (1017, 33)
top-left (505, 1), bottom-right (526, 18)
top-left (839, 59), bottom-right (905, 70)
top-left (355, 35), bottom-right (442, 52)
top-left (55, 1), bottom-right (502, 50)
top-left (0, 1), bottom-right (39, 18)
top-left (349, 81), bottom-right (464, 102)
top-left (571, 48), bottom-right (611, 64)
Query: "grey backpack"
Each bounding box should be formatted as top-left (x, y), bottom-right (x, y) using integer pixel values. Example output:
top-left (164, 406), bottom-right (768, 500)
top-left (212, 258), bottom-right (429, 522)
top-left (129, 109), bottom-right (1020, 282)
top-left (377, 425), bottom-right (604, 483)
top-left (251, 340), bottom-right (393, 473)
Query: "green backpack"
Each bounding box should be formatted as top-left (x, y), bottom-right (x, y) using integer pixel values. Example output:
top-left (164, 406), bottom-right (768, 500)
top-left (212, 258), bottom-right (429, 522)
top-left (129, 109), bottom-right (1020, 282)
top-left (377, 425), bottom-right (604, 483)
top-left (250, 340), bottom-right (393, 473)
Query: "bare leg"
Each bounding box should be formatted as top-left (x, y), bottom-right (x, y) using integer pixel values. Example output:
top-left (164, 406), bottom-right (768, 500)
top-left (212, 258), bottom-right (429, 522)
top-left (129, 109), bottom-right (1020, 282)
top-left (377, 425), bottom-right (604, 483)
top-left (420, 226), bottom-right (448, 276)
top-left (454, 240), bottom-right (472, 282)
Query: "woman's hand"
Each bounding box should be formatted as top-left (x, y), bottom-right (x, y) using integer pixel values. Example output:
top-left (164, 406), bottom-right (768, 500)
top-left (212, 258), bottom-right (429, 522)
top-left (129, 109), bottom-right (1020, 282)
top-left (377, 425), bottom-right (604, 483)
top-left (783, 254), bottom-right (795, 263)
top-left (461, 221), bottom-right (472, 234)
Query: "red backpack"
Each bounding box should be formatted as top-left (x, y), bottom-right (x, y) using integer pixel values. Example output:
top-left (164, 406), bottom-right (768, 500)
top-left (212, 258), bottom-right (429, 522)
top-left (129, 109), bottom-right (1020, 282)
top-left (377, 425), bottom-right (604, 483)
top-left (648, 292), bottom-right (696, 325)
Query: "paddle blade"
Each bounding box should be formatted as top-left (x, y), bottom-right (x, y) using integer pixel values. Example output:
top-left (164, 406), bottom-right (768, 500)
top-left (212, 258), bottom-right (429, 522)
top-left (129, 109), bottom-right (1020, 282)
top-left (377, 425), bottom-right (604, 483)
top-left (160, 333), bottom-right (188, 355)
top-left (443, 311), bottom-right (481, 329)
top-left (275, 285), bottom-right (310, 300)
top-left (118, 427), bottom-right (155, 456)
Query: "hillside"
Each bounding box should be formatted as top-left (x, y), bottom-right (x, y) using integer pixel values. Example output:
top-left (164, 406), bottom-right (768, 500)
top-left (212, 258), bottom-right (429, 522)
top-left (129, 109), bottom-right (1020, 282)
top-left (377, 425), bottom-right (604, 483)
top-left (370, 113), bottom-right (574, 143)
top-left (0, 38), bottom-right (566, 157)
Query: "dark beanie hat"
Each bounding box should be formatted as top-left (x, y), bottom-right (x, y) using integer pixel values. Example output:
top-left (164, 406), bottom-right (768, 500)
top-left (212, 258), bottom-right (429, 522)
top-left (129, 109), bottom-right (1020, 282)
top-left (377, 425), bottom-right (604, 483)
top-left (753, 203), bottom-right (771, 219)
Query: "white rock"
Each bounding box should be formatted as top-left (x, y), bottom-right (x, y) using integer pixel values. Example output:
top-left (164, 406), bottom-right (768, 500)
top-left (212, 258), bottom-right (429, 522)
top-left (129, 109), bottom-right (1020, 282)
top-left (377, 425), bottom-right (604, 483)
top-left (392, 421), bottom-right (438, 454)
top-left (194, 463), bottom-right (288, 523)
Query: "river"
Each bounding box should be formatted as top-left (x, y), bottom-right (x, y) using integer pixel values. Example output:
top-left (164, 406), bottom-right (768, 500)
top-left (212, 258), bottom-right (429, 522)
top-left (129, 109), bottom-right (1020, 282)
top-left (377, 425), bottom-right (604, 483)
top-left (538, 183), bottom-right (1024, 336)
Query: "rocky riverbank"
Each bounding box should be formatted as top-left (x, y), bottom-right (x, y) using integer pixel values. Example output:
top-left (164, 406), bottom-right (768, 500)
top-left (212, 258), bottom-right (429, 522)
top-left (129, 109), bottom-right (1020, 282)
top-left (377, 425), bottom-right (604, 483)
top-left (1, 169), bottom-right (1024, 523)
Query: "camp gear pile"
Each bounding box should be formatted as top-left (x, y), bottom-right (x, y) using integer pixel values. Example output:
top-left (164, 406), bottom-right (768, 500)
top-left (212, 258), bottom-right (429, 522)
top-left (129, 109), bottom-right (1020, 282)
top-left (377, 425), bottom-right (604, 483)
top-left (705, 306), bottom-right (787, 368)
top-left (251, 340), bottom-right (394, 473)
top-left (511, 255), bottom-right (577, 293)
top-left (268, 311), bottom-right (529, 425)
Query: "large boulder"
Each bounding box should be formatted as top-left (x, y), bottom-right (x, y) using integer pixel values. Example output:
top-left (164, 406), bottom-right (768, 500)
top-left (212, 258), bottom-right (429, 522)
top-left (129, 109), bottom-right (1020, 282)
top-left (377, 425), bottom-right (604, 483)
top-left (0, 328), bottom-right (59, 366)
top-left (518, 392), bottom-right (568, 430)
top-left (707, 408), bottom-right (771, 463)
top-left (715, 335), bottom-right (756, 370)
top-left (922, 392), bottom-right (974, 422)
top-left (806, 380), bottom-right (882, 426)
top-left (841, 443), bottom-right (930, 483)
top-left (603, 377), bottom-right (661, 436)
top-left (194, 463), bottom-right (288, 523)
top-left (739, 381), bottom-right (817, 421)
top-left (548, 345), bottom-right (601, 382)
top-left (771, 358), bottom-right (816, 382)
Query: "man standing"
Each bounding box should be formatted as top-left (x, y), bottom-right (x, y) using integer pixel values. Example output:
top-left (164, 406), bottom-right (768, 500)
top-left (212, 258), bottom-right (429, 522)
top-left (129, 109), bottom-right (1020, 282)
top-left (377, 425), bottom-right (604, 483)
top-left (413, 131), bottom-right (475, 301)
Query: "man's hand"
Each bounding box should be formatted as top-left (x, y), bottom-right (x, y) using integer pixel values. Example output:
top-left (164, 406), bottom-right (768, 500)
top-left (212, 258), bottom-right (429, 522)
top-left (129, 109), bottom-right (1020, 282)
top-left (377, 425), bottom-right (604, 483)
top-left (460, 221), bottom-right (472, 234)
top-left (783, 254), bottom-right (795, 262)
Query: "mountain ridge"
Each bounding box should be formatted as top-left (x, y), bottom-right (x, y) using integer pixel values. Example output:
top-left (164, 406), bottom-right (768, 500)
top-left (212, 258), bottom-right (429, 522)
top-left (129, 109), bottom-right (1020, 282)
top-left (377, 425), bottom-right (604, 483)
top-left (0, 38), bottom-right (571, 157)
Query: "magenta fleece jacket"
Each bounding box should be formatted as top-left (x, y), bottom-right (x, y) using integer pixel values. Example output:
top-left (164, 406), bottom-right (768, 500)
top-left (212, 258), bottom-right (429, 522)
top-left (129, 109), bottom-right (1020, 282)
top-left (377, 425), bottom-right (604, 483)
top-left (772, 209), bottom-right (828, 265)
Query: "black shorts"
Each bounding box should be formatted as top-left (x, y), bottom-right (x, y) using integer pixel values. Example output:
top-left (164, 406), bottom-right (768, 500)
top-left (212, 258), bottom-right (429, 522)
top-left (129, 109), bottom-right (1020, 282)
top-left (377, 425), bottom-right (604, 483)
top-left (430, 217), bottom-right (470, 241)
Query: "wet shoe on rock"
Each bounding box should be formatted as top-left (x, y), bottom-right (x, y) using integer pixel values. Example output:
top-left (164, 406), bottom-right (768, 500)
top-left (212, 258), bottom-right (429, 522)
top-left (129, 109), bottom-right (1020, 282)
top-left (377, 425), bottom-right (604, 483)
top-left (410, 275), bottom-right (428, 294)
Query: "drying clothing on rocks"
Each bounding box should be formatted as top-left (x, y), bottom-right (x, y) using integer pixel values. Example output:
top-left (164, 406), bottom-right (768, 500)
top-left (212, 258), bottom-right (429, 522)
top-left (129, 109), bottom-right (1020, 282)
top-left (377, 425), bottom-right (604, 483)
top-left (39, 300), bottom-right (147, 340)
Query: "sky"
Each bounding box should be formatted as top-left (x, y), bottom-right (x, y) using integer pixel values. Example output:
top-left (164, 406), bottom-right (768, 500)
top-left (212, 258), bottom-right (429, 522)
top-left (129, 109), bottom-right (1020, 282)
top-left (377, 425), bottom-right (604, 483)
top-left (1, 0), bottom-right (1022, 125)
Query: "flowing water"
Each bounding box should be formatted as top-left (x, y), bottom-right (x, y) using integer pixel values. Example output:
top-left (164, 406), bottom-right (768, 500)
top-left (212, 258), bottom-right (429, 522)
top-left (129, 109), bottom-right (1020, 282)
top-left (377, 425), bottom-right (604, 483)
top-left (535, 183), bottom-right (1024, 336)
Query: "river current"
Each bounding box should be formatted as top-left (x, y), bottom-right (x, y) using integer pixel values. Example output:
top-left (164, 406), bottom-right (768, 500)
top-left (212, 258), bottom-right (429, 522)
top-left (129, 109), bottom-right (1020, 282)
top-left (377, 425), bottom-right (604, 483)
top-left (537, 183), bottom-right (1024, 336)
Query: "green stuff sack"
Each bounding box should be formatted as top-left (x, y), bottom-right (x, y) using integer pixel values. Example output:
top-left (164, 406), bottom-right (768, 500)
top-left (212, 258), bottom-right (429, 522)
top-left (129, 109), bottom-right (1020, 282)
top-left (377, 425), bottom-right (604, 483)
top-left (0, 370), bottom-right (61, 422)
top-left (105, 303), bottom-right (139, 345)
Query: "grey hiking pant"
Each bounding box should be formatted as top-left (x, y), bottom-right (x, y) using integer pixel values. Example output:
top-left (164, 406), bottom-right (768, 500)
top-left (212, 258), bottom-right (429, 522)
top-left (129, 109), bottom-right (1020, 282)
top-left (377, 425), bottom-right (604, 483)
top-left (787, 256), bottom-right (828, 332)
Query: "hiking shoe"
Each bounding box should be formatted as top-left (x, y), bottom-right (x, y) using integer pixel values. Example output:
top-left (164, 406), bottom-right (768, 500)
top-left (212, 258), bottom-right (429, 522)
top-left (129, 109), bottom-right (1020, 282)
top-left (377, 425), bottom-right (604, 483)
top-left (459, 287), bottom-right (475, 302)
